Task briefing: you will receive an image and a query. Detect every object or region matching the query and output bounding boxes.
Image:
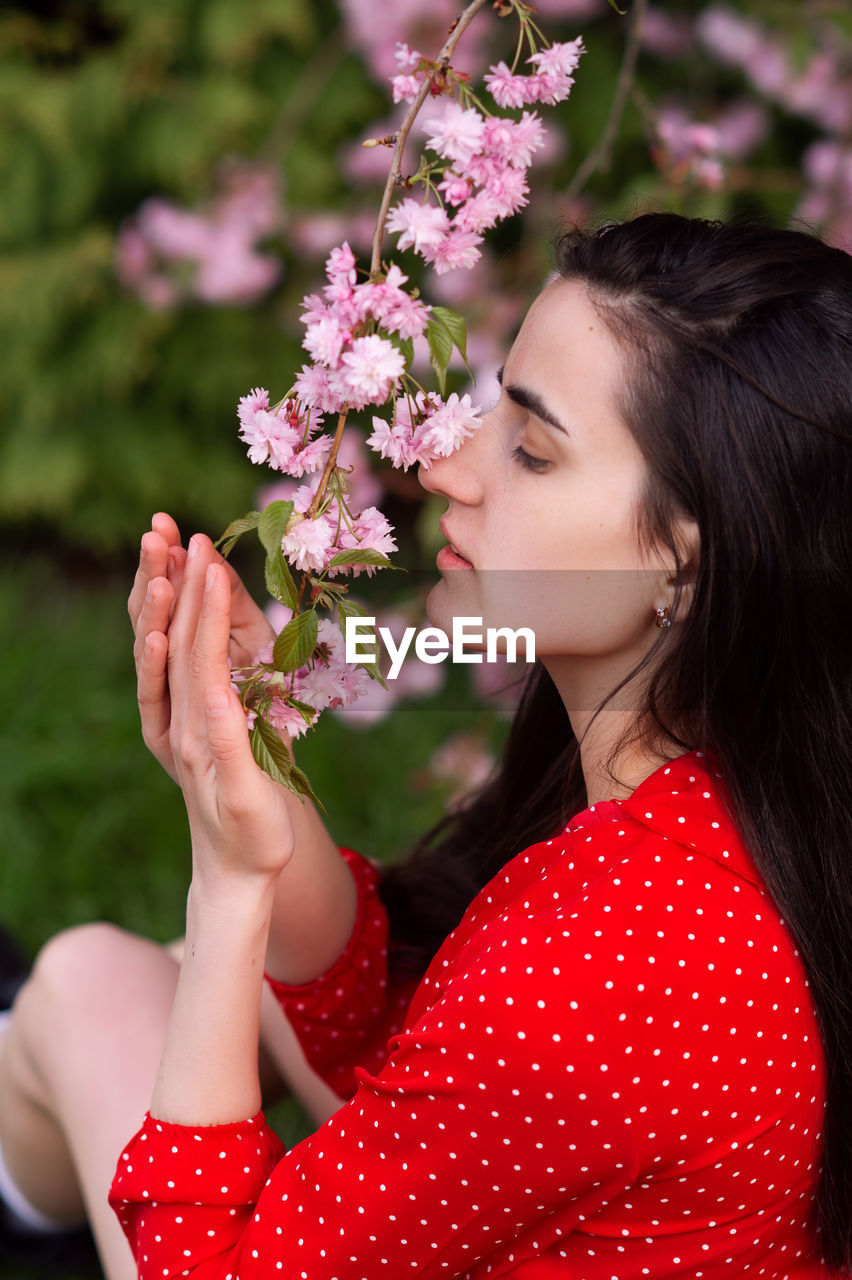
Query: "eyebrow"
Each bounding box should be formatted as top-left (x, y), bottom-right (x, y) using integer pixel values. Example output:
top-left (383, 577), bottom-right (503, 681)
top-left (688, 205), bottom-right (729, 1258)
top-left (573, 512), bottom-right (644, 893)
top-left (496, 365), bottom-right (569, 436)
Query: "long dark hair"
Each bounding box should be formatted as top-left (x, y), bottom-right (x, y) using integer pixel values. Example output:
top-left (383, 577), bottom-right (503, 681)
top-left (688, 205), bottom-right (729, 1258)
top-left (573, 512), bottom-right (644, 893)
top-left (378, 214), bottom-right (852, 1268)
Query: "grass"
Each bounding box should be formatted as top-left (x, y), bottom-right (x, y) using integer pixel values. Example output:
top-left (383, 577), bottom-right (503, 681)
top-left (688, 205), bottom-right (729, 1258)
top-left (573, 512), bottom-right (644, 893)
top-left (0, 551), bottom-right (510, 1278)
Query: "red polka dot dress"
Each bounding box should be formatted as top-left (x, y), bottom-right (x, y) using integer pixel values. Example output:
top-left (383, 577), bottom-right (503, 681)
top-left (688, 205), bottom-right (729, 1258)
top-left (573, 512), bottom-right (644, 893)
top-left (110, 751), bottom-right (828, 1277)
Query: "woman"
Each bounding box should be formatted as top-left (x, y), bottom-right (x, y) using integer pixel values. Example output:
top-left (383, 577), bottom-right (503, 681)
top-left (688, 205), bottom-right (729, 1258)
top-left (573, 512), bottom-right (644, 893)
top-left (0, 213), bottom-right (849, 1277)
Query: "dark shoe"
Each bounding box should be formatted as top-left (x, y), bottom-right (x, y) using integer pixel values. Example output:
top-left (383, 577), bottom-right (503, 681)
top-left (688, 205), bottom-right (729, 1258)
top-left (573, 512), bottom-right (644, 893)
top-left (0, 925), bottom-right (29, 1012)
top-left (0, 925), bottom-right (99, 1274)
top-left (0, 1208), bottom-right (99, 1272)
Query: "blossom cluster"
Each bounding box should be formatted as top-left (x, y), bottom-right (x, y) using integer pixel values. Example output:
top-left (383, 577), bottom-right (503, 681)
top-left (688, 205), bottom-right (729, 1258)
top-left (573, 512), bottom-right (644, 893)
top-left (221, 3), bottom-right (588, 790)
top-left (116, 165), bottom-right (283, 308)
top-left (385, 39), bottom-right (583, 275)
top-left (245, 616), bottom-right (371, 742)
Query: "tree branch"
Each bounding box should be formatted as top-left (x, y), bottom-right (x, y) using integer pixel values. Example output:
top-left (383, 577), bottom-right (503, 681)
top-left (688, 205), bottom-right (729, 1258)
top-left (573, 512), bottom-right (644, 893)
top-left (369, 0), bottom-right (492, 278)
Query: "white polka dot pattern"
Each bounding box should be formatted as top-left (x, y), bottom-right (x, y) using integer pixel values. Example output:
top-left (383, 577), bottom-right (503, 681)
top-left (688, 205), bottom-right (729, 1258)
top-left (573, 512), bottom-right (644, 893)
top-left (109, 752), bottom-right (827, 1277)
top-left (266, 847), bottom-right (417, 1099)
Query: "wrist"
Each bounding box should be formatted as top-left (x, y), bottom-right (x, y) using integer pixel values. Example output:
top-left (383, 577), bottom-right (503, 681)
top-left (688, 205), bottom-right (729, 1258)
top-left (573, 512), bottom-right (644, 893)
top-left (187, 871), bottom-right (279, 920)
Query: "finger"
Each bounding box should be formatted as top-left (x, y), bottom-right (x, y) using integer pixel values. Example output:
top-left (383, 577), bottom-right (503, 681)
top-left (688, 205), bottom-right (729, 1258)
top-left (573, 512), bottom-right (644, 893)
top-left (168, 534), bottom-right (216, 663)
top-left (137, 630), bottom-right (172, 755)
top-left (132, 575), bottom-right (175, 667)
top-left (190, 562), bottom-right (235, 691)
top-left (180, 562), bottom-right (239, 764)
top-left (151, 512), bottom-right (182, 546)
top-left (168, 536), bottom-right (220, 727)
top-left (128, 516), bottom-right (183, 627)
top-left (166, 544), bottom-right (188, 608)
top-left (128, 531), bottom-right (169, 629)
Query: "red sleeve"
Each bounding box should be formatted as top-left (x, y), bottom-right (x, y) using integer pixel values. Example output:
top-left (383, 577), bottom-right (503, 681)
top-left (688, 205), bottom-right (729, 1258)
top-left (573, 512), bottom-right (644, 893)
top-left (264, 846), bottom-right (418, 1097)
top-left (109, 910), bottom-right (640, 1280)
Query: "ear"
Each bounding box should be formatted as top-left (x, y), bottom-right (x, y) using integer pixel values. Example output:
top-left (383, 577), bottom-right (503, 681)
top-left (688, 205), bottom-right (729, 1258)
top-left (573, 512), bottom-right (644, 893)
top-left (665, 516), bottom-right (700, 624)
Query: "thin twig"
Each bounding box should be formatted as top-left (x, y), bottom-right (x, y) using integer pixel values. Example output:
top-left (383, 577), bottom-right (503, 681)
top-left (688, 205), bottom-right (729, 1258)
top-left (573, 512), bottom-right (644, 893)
top-left (307, 409), bottom-right (350, 521)
top-left (304, 0), bottom-right (492, 529)
top-left (563, 0), bottom-right (647, 202)
top-left (369, 0), bottom-right (492, 277)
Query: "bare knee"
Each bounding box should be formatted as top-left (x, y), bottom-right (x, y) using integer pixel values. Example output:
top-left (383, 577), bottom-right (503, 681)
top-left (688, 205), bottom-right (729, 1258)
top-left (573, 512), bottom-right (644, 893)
top-left (29, 923), bottom-right (139, 1021)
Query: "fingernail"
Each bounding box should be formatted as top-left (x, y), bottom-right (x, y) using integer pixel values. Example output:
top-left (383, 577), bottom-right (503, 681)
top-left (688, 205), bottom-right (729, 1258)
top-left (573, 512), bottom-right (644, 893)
top-left (187, 535), bottom-right (200, 559)
top-left (205, 564), bottom-right (217, 591)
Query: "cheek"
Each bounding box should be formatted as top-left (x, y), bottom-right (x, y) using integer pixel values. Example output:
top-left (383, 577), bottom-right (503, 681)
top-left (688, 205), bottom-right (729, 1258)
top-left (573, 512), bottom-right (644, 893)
top-left (475, 569), bottom-right (660, 657)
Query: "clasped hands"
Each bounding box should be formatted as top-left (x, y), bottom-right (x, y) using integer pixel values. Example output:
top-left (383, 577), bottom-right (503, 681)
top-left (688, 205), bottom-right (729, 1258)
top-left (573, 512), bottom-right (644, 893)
top-left (128, 513), bottom-right (296, 896)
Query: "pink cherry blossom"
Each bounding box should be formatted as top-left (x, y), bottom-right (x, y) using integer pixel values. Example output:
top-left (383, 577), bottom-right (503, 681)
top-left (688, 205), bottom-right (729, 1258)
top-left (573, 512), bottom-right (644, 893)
top-left (438, 172), bottom-right (473, 205)
top-left (325, 242), bottom-right (357, 287)
top-left (423, 102), bottom-right (487, 167)
top-left (332, 506), bottom-right (398, 576)
top-left (422, 228), bottom-right (483, 275)
top-left (386, 199), bottom-right (451, 254)
top-left (281, 514), bottom-right (336, 572)
top-left (284, 435), bottom-right (333, 478)
top-left (302, 315), bottom-right (350, 367)
top-left (392, 74), bottom-right (421, 103)
top-left (528, 38), bottom-right (585, 79)
top-left (367, 410), bottom-right (432, 471)
top-left (485, 167), bottom-right (530, 219)
top-left (482, 112), bottom-right (547, 169)
top-left (528, 68), bottom-right (576, 107)
top-left (394, 42), bottom-right (421, 71)
top-left (453, 190), bottom-right (503, 234)
top-left (353, 265), bottom-right (430, 338)
top-left (238, 386), bottom-right (270, 428)
top-left (339, 334), bottom-right (406, 405)
top-left (238, 395), bottom-right (304, 471)
top-left (293, 363), bottom-right (347, 415)
top-left (484, 61), bottom-right (538, 110)
top-left (266, 695), bottom-right (317, 742)
top-left (419, 392), bottom-right (482, 459)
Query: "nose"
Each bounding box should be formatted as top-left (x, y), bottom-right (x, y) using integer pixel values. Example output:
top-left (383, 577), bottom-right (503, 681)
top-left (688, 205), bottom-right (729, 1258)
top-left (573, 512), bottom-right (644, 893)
top-left (417, 410), bottom-right (495, 504)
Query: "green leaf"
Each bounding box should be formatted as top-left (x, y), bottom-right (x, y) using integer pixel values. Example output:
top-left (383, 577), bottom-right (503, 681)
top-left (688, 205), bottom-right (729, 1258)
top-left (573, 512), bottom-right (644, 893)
top-left (272, 609), bottom-right (318, 672)
top-left (336, 596), bottom-right (369, 623)
top-left (215, 511), bottom-right (260, 558)
top-left (250, 719), bottom-right (293, 787)
top-left (287, 695), bottom-right (319, 725)
top-left (258, 500), bottom-right (294, 558)
top-left (398, 336), bottom-right (415, 366)
top-left (426, 316), bottom-right (453, 396)
top-left (327, 547), bottom-right (398, 570)
top-left (265, 549), bottom-right (299, 610)
top-left (335, 598), bottom-right (387, 689)
top-left (431, 306), bottom-right (468, 364)
top-left (288, 762), bottom-right (326, 812)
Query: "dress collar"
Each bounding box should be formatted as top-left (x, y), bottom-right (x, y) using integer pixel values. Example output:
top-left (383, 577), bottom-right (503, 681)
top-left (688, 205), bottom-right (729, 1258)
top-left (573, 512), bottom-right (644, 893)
top-left (566, 750), bottom-right (763, 889)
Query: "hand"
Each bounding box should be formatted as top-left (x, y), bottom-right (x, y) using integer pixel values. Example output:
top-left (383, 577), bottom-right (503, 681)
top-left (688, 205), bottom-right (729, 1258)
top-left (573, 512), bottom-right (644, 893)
top-left (165, 536), bottom-right (296, 894)
top-left (129, 514), bottom-right (275, 782)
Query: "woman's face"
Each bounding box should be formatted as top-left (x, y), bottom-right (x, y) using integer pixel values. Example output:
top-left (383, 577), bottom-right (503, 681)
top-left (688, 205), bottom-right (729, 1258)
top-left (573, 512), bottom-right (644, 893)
top-left (419, 279), bottom-right (690, 704)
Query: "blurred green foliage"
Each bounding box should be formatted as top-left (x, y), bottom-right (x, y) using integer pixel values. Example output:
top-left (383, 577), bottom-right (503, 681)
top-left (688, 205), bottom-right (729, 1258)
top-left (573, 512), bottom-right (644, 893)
top-left (0, 0), bottom-right (383, 548)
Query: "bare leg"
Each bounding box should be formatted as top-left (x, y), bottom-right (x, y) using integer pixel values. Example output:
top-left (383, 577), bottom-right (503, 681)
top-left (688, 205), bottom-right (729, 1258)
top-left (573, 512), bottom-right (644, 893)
top-left (0, 924), bottom-right (181, 1280)
top-left (0, 925), bottom-right (343, 1280)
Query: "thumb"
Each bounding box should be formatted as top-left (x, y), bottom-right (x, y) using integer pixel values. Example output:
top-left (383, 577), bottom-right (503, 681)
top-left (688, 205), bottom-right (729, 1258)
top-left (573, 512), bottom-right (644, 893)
top-left (204, 686), bottom-right (251, 766)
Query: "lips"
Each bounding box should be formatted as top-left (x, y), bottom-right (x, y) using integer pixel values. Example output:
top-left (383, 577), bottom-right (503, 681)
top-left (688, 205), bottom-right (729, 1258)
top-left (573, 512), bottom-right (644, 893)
top-left (439, 520), bottom-right (473, 567)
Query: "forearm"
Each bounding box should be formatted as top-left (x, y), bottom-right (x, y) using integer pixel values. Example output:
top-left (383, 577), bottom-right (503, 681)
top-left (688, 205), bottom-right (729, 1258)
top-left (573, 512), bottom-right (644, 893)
top-left (151, 878), bottom-right (275, 1126)
top-left (264, 792), bottom-right (358, 985)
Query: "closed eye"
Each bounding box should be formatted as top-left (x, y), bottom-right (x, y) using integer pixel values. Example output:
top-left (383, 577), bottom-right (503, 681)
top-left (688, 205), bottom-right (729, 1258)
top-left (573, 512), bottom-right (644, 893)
top-left (512, 444), bottom-right (550, 473)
